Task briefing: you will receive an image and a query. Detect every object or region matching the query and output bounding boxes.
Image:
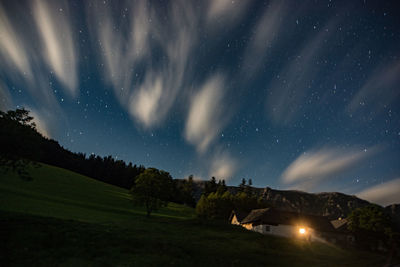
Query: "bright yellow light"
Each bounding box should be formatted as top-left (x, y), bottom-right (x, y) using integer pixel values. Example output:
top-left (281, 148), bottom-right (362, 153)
top-left (299, 228), bottom-right (306, 234)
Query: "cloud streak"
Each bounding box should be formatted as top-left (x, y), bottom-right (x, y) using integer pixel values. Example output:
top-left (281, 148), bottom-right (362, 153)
top-left (356, 178), bottom-right (400, 206)
top-left (241, 0), bottom-right (286, 78)
top-left (209, 150), bottom-right (237, 181)
top-left (129, 74), bottom-right (163, 128)
top-left (185, 74), bottom-right (228, 153)
top-left (0, 1), bottom-right (66, 132)
top-left (0, 3), bottom-right (33, 81)
top-left (206, 0), bottom-right (251, 29)
top-left (281, 146), bottom-right (379, 191)
top-left (87, 0), bottom-right (198, 128)
top-left (347, 61), bottom-right (400, 116)
top-left (266, 19), bottom-right (338, 125)
top-left (91, 0), bottom-right (150, 106)
top-left (33, 0), bottom-right (78, 96)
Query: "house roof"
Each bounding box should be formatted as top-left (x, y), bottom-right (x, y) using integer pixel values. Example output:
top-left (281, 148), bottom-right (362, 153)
top-left (241, 208), bottom-right (335, 232)
top-left (330, 218), bottom-right (349, 232)
top-left (229, 210), bottom-right (249, 223)
top-left (301, 214), bottom-right (336, 232)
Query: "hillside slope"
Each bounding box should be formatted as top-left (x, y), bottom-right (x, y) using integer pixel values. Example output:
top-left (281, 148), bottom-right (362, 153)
top-left (0, 163), bottom-right (194, 222)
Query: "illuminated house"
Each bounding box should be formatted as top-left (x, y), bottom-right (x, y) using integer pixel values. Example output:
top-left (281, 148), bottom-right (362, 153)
top-left (237, 208), bottom-right (338, 242)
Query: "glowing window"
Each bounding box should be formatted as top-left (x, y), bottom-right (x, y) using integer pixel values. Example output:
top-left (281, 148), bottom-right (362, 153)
top-left (299, 228), bottom-right (306, 234)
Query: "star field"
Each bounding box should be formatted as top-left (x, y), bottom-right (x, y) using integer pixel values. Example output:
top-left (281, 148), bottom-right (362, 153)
top-left (0, 0), bottom-right (399, 205)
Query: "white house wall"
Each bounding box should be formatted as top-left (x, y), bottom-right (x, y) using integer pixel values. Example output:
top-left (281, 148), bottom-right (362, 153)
top-left (245, 224), bottom-right (299, 238)
top-left (269, 224), bottom-right (298, 238)
top-left (245, 223), bottom-right (320, 241)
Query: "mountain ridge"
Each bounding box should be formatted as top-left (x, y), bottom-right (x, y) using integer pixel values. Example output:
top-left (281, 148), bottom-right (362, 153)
top-left (188, 180), bottom-right (399, 220)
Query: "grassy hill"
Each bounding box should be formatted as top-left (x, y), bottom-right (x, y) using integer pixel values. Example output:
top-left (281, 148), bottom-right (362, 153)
top-left (0, 163), bottom-right (193, 222)
top-left (0, 163), bottom-right (395, 266)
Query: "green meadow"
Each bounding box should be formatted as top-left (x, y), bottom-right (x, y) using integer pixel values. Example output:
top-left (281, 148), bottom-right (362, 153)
top-left (0, 163), bottom-right (393, 266)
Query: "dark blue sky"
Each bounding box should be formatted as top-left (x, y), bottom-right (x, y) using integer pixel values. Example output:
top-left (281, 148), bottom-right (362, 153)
top-left (1, 0), bottom-right (399, 205)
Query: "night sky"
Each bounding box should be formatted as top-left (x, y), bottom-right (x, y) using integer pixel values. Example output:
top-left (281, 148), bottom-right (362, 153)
top-left (1, 0), bottom-right (399, 205)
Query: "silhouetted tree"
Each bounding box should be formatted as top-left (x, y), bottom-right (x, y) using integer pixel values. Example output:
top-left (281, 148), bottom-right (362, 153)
top-left (204, 176), bottom-right (218, 195)
top-left (238, 178), bottom-right (246, 192)
top-left (0, 108), bottom-right (40, 179)
top-left (196, 195), bottom-right (208, 218)
top-left (182, 175), bottom-right (196, 207)
top-left (216, 179), bottom-right (227, 194)
top-left (348, 205), bottom-right (396, 249)
top-left (130, 168), bottom-right (173, 217)
top-left (196, 190), bottom-right (268, 220)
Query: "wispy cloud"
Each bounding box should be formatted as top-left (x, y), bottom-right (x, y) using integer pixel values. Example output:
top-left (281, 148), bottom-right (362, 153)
top-left (0, 4), bottom-right (33, 81)
top-left (185, 74), bottom-right (228, 153)
top-left (0, 2), bottom-right (65, 129)
top-left (129, 74), bottom-right (163, 128)
top-left (347, 61), bottom-right (400, 116)
top-left (209, 150), bottom-right (237, 181)
top-left (206, 0), bottom-right (251, 29)
top-left (281, 146), bottom-right (379, 191)
top-left (356, 178), bottom-right (400, 206)
top-left (88, 0), bottom-right (197, 128)
top-left (241, 0), bottom-right (286, 78)
top-left (130, 1), bottom-right (197, 128)
top-left (266, 19), bottom-right (337, 125)
top-left (33, 0), bottom-right (78, 96)
top-left (90, 0), bottom-right (150, 106)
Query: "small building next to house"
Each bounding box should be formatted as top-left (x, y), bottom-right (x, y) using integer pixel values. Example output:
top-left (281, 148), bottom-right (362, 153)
top-left (329, 218), bottom-right (355, 246)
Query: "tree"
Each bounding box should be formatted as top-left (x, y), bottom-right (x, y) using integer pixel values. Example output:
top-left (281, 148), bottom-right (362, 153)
top-left (204, 176), bottom-right (218, 195)
top-left (238, 178), bottom-right (246, 192)
top-left (195, 191), bottom-right (234, 220)
top-left (182, 175), bottom-right (196, 207)
top-left (348, 205), bottom-right (392, 234)
top-left (0, 108), bottom-right (40, 179)
top-left (196, 194), bottom-right (208, 218)
top-left (130, 168), bottom-right (173, 217)
top-left (216, 179), bottom-right (227, 194)
top-left (195, 190), bottom-right (268, 220)
top-left (0, 108), bottom-right (36, 128)
top-left (348, 205), bottom-right (395, 249)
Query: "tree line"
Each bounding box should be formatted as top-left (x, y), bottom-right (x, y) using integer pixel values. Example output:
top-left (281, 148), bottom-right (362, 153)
top-left (0, 108), bottom-right (145, 188)
top-left (196, 177), bottom-right (269, 220)
top-left (348, 205), bottom-right (400, 251)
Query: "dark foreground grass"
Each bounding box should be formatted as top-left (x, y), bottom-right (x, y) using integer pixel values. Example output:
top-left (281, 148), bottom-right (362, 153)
top-left (0, 164), bottom-right (396, 266)
top-left (1, 210), bottom-right (392, 266)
